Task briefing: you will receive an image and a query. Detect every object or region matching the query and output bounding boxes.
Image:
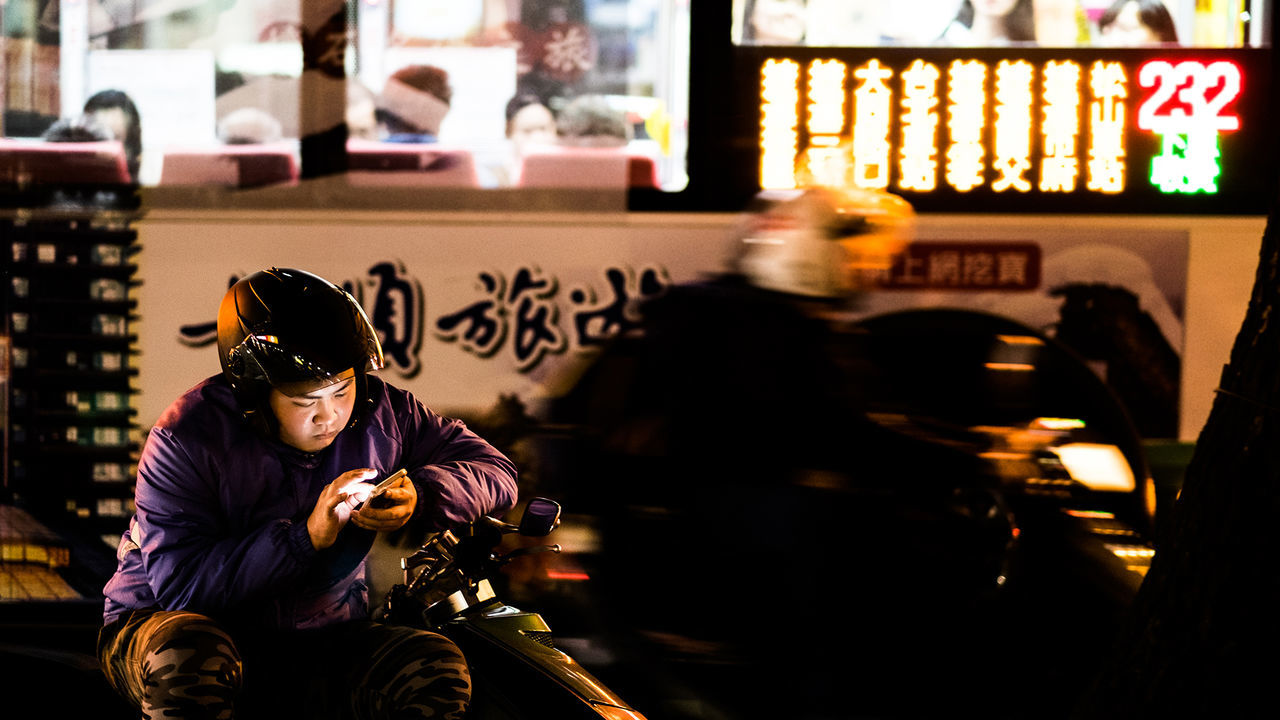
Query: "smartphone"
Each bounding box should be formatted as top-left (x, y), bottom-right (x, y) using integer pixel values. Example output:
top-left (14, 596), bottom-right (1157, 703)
top-left (359, 468), bottom-right (407, 510)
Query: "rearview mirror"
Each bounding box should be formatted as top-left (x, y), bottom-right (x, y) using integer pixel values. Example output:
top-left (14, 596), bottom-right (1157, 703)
top-left (518, 497), bottom-right (562, 536)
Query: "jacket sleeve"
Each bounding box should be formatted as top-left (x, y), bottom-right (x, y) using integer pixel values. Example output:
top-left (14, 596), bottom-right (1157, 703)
top-left (396, 396), bottom-right (519, 531)
top-left (133, 426), bottom-right (317, 615)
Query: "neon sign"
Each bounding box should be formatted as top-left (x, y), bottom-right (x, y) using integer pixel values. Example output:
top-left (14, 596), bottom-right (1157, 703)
top-left (1087, 61), bottom-right (1128, 193)
top-left (758, 55), bottom-right (1246, 198)
top-left (852, 59), bottom-right (893, 189)
top-left (993, 59), bottom-right (1034, 192)
top-left (945, 60), bottom-right (987, 193)
top-left (760, 58), bottom-right (800, 190)
top-left (1137, 59), bottom-right (1242, 194)
top-left (806, 59), bottom-right (847, 187)
top-left (899, 60), bottom-right (940, 192)
top-left (1041, 60), bottom-right (1081, 192)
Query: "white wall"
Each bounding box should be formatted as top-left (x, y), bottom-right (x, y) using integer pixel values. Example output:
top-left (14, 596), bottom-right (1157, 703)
top-left (134, 207), bottom-right (738, 424)
top-left (134, 208), bottom-right (1266, 442)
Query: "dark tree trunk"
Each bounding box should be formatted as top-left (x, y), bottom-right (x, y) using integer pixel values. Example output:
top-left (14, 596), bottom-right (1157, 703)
top-left (1077, 190), bottom-right (1280, 717)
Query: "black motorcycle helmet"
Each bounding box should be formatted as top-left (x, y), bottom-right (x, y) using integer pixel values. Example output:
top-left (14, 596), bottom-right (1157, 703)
top-left (217, 267), bottom-right (385, 436)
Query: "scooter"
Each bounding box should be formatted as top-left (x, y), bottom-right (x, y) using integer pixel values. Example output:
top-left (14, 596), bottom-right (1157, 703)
top-left (379, 497), bottom-right (646, 720)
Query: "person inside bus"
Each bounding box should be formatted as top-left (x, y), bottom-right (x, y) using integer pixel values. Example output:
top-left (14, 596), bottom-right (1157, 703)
top-left (217, 107), bottom-right (284, 145)
top-left (555, 94), bottom-right (629, 148)
top-left (507, 94), bottom-right (558, 155)
top-left (938, 0), bottom-right (1038, 45)
top-left (83, 89), bottom-right (143, 183)
top-left (495, 93), bottom-right (558, 185)
top-left (97, 267), bottom-right (518, 719)
top-left (347, 79), bottom-right (380, 141)
top-left (1096, 0), bottom-right (1178, 46)
top-left (1033, 0), bottom-right (1094, 46)
top-left (40, 114), bottom-right (113, 143)
top-left (375, 64), bottom-right (453, 144)
top-left (739, 0), bottom-right (808, 44)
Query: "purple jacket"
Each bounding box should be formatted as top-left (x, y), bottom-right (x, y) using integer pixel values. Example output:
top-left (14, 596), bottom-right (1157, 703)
top-left (103, 374), bottom-right (518, 630)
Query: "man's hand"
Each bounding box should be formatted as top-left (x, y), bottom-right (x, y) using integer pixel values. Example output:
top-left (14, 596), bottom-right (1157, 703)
top-left (307, 468), bottom-right (377, 550)
top-left (351, 473), bottom-right (417, 533)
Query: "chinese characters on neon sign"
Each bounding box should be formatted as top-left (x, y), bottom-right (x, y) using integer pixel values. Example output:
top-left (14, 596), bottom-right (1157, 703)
top-left (760, 57), bottom-right (1242, 197)
top-left (900, 60), bottom-right (941, 192)
top-left (1088, 61), bottom-right (1127, 192)
top-left (761, 59), bottom-right (800, 190)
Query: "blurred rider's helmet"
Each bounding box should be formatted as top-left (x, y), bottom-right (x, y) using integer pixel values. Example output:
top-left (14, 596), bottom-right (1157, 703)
top-left (735, 186), bottom-right (914, 298)
top-left (217, 267), bottom-right (384, 430)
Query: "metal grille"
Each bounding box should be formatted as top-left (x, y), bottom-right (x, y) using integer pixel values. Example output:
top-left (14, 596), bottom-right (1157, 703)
top-left (521, 630), bottom-right (556, 649)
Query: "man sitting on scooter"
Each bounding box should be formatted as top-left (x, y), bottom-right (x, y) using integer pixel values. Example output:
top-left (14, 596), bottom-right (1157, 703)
top-left (97, 267), bottom-right (518, 719)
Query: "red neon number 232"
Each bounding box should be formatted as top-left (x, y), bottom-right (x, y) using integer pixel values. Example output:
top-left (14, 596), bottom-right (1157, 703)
top-left (1137, 60), bottom-right (1241, 133)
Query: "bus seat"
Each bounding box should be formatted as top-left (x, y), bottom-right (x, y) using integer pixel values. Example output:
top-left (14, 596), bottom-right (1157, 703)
top-left (159, 145), bottom-right (300, 188)
top-left (516, 146), bottom-right (659, 190)
top-left (345, 140), bottom-right (480, 187)
top-left (0, 139), bottom-right (131, 185)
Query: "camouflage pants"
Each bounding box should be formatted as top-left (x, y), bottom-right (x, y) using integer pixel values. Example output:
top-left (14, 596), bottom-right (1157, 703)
top-left (98, 610), bottom-right (471, 719)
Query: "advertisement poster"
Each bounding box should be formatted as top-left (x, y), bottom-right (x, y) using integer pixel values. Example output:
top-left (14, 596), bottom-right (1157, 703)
top-left (854, 228), bottom-right (1188, 438)
top-left (138, 217), bottom-right (1187, 439)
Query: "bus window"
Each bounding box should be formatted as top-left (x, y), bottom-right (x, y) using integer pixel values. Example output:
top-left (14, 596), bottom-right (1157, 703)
top-left (732, 0), bottom-right (1271, 49)
top-left (2, 0), bottom-right (690, 191)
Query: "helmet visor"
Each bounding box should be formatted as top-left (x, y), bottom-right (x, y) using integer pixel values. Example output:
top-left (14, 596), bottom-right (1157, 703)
top-left (228, 330), bottom-right (383, 395)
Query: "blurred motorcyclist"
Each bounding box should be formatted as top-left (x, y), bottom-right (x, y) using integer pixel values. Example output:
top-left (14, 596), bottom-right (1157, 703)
top-left (545, 186), bottom-right (920, 719)
top-left (735, 185), bottom-right (913, 299)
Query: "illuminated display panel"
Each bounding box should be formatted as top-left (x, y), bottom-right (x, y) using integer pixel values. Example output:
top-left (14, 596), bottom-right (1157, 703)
top-left (744, 47), bottom-right (1272, 214)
